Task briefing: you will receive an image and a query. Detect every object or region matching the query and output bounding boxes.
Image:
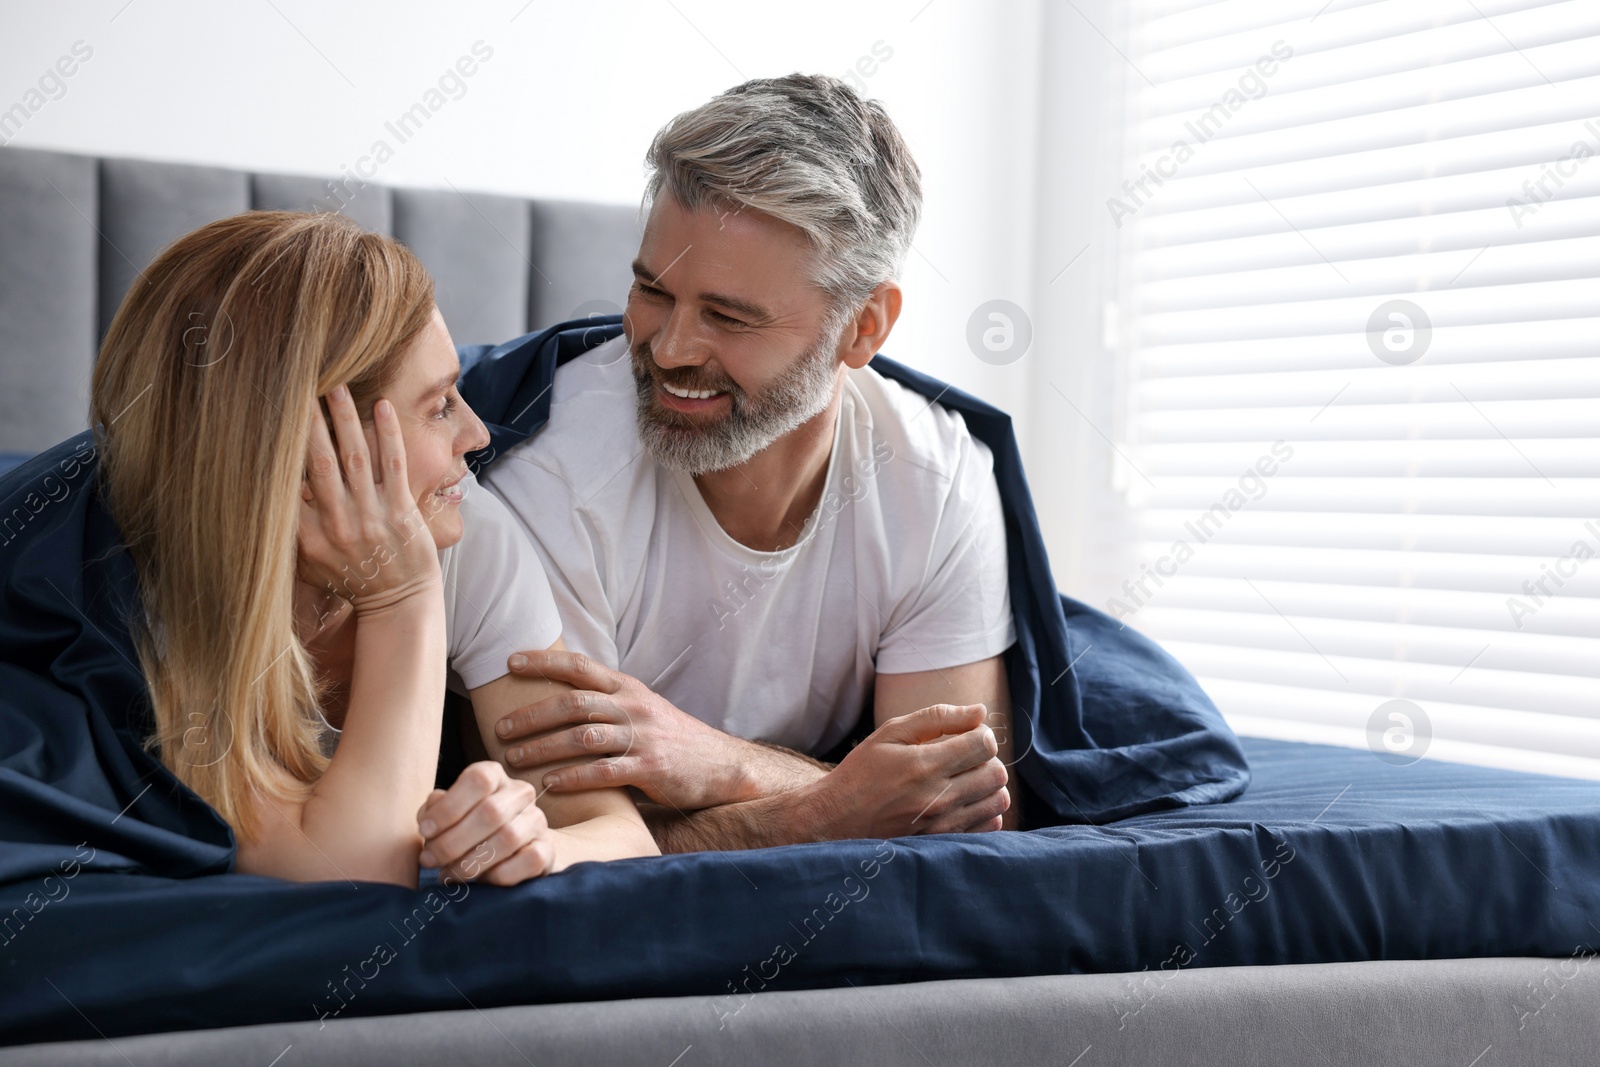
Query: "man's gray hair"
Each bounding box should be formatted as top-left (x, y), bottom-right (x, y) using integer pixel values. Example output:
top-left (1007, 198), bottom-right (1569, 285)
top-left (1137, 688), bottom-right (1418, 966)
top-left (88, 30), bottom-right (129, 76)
top-left (643, 73), bottom-right (922, 323)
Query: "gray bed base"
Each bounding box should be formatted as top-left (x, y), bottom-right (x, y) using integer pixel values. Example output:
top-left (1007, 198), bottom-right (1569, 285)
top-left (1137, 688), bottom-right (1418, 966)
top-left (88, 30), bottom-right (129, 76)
top-left (4, 958), bottom-right (1596, 1066)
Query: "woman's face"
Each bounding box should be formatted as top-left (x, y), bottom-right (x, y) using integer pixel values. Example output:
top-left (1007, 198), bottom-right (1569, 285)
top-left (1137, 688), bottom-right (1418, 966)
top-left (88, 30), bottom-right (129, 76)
top-left (365, 307), bottom-right (490, 550)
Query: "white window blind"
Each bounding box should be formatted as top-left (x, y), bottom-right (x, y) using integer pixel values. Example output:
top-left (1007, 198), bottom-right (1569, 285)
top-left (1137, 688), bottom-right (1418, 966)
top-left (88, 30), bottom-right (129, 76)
top-left (1112, 0), bottom-right (1600, 777)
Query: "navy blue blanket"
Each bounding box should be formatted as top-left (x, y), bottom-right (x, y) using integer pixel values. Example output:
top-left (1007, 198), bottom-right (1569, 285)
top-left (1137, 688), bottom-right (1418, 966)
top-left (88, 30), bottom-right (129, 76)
top-left (5, 737), bottom-right (1600, 1045)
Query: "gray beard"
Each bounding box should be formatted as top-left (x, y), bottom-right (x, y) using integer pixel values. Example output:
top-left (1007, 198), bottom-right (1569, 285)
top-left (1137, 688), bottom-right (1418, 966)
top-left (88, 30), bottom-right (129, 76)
top-left (632, 326), bottom-right (842, 475)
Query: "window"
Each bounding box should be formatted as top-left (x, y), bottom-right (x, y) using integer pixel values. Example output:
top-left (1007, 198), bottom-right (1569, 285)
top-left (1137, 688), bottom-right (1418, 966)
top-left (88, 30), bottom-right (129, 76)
top-left (1112, 0), bottom-right (1600, 776)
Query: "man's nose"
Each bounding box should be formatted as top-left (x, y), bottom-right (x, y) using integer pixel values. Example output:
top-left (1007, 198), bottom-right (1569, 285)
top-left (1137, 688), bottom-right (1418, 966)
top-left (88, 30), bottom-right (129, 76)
top-left (651, 306), bottom-right (709, 369)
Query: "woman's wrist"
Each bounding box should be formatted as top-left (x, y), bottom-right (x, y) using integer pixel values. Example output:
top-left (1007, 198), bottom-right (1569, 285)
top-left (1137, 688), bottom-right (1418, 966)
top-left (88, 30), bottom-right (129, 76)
top-left (349, 567), bottom-right (445, 619)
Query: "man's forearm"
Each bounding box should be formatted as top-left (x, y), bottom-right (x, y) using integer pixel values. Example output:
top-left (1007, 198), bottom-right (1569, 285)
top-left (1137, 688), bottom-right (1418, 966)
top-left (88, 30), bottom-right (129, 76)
top-left (640, 782), bottom-right (832, 853)
top-left (733, 740), bottom-right (830, 796)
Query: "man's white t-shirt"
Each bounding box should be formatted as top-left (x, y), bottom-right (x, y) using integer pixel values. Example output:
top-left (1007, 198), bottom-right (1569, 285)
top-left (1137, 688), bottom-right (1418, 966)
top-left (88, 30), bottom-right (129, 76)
top-left (480, 335), bottom-right (1015, 756)
top-left (439, 471), bottom-right (564, 696)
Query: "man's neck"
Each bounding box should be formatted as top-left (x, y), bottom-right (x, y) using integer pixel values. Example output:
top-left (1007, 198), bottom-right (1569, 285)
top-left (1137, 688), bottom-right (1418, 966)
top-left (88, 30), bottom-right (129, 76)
top-left (692, 387), bottom-right (843, 553)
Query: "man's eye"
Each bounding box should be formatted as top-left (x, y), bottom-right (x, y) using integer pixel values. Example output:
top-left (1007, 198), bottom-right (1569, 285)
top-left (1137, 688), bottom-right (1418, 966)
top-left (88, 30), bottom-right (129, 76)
top-left (709, 310), bottom-right (744, 328)
top-left (636, 283), bottom-right (666, 300)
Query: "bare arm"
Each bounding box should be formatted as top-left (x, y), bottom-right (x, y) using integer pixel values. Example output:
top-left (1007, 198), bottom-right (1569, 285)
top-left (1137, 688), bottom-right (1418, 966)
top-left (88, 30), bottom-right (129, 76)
top-left (499, 650), bottom-right (833, 809)
top-left (644, 660), bottom-right (1013, 852)
top-left (466, 641), bottom-right (659, 868)
top-left (496, 651), bottom-right (1011, 853)
top-left (638, 744), bottom-right (838, 853)
top-left (638, 791), bottom-right (824, 853)
top-left (237, 593), bottom-right (448, 886)
top-left (874, 655), bottom-right (1018, 830)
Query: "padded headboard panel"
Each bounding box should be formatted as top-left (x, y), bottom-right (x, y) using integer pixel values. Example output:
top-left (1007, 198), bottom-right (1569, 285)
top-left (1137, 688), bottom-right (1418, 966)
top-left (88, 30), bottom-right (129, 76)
top-left (0, 146), bottom-right (640, 457)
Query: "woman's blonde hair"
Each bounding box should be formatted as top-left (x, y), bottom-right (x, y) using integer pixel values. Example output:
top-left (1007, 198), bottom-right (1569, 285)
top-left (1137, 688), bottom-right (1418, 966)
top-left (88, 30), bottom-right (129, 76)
top-left (90, 211), bottom-right (436, 840)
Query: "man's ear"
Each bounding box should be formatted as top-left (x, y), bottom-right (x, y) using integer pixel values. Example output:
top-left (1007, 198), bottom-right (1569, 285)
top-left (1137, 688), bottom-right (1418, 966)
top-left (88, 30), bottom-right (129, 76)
top-left (836, 281), bottom-right (903, 370)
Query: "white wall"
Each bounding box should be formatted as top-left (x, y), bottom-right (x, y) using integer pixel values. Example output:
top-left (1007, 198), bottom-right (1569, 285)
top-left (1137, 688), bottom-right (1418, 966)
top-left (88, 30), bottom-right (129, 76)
top-left (3, 0), bottom-right (1109, 587)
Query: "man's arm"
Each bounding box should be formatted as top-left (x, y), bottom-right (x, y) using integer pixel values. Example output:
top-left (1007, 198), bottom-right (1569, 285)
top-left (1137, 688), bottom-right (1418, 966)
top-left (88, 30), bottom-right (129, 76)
top-left (497, 651), bottom-right (1010, 851)
top-left (639, 697), bottom-right (1007, 852)
top-left (635, 785), bottom-right (830, 853)
top-left (496, 649), bottom-right (832, 810)
top-left (874, 655), bottom-right (1018, 830)
top-left (641, 656), bottom-right (1020, 851)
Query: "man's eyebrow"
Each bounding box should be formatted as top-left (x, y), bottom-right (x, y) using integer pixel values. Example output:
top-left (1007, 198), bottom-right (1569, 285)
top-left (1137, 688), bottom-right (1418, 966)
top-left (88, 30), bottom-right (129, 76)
top-left (699, 291), bottom-right (772, 323)
top-left (632, 260), bottom-right (772, 323)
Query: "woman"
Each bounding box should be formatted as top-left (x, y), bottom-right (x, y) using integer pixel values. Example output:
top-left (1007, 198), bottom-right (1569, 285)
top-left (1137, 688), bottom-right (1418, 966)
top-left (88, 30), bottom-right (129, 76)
top-left (88, 210), bottom-right (657, 887)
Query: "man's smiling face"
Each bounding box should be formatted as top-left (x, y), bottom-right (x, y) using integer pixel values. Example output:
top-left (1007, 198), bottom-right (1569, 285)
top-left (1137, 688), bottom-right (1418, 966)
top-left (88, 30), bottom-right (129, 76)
top-left (624, 194), bottom-right (845, 475)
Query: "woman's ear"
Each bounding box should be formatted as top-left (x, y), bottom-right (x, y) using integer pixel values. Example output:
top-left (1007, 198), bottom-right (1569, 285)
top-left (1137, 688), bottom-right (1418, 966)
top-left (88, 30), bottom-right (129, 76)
top-left (837, 282), bottom-right (903, 370)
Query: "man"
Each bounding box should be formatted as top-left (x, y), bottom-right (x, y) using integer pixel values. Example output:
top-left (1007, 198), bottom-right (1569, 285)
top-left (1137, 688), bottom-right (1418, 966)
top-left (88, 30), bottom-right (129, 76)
top-left (477, 74), bottom-right (1018, 851)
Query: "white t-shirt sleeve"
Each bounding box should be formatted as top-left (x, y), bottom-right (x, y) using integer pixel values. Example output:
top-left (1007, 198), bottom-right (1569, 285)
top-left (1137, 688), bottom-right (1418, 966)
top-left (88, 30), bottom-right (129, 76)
top-left (875, 434), bottom-right (1016, 675)
top-left (440, 472), bottom-right (565, 692)
top-left (480, 456), bottom-right (626, 671)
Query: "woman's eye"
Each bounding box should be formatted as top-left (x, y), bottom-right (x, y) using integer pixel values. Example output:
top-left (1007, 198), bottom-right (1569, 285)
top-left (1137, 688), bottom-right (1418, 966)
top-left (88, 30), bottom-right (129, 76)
top-left (435, 394), bottom-right (457, 420)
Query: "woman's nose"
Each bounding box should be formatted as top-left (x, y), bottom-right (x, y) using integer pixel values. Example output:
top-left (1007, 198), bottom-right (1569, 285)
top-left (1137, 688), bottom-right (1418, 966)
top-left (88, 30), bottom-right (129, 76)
top-left (458, 402), bottom-right (491, 454)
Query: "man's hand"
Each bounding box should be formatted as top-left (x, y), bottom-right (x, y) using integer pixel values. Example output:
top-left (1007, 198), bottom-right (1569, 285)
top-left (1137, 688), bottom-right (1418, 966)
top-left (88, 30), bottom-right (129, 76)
top-left (802, 703), bottom-right (1009, 839)
top-left (496, 649), bottom-right (822, 811)
top-left (874, 656), bottom-right (1020, 830)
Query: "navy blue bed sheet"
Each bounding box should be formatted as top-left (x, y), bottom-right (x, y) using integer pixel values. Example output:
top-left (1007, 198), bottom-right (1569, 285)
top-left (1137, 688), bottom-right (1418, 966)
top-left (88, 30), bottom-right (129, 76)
top-left (4, 736), bottom-right (1598, 1046)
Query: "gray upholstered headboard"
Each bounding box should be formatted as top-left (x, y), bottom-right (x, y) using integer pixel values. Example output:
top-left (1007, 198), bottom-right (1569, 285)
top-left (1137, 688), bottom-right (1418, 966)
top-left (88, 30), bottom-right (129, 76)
top-left (0, 146), bottom-right (641, 460)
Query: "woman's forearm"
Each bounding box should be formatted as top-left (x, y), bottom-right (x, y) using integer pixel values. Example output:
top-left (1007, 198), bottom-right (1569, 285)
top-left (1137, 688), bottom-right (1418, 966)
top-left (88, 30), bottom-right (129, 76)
top-left (549, 813), bottom-right (661, 871)
top-left (467, 669), bottom-right (660, 835)
top-left (298, 586), bottom-right (448, 886)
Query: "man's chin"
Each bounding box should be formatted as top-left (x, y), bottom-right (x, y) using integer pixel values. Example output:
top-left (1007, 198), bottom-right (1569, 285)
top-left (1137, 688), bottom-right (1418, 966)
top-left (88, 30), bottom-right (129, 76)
top-left (638, 419), bottom-right (762, 476)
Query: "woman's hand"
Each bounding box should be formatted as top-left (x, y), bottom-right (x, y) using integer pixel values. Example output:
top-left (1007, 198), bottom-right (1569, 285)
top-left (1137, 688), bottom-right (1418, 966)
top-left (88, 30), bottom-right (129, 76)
top-left (297, 384), bottom-right (441, 616)
top-left (417, 761), bottom-right (557, 885)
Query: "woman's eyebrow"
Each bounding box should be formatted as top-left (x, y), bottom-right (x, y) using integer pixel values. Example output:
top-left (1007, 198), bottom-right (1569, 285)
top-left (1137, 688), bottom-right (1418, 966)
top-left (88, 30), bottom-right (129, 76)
top-left (414, 371), bottom-right (460, 404)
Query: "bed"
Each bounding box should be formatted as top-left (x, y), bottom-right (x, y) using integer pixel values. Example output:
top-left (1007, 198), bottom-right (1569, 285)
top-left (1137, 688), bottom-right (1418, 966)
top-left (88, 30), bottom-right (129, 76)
top-left (4, 738), bottom-right (1600, 1063)
top-left (2, 146), bottom-right (1597, 1065)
